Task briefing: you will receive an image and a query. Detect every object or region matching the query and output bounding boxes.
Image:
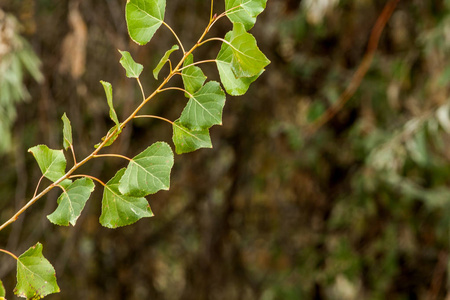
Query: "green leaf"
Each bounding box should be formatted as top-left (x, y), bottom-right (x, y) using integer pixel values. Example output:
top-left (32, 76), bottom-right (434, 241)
top-left (225, 0), bottom-right (267, 30)
top-left (47, 178), bottom-right (95, 226)
top-left (126, 0), bottom-right (166, 45)
top-left (100, 168), bottom-right (153, 228)
top-left (119, 142), bottom-right (174, 197)
top-left (179, 81), bottom-right (226, 130)
top-left (216, 30), bottom-right (262, 95)
top-left (0, 280), bottom-right (5, 298)
top-left (227, 22), bottom-right (270, 78)
top-left (181, 54), bottom-right (207, 97)
top-left (61, 113), bottom-right (73, 150)
top-left (118, 50), bottom-right (144, 79)
top-left (172, 119), bottom-right (212, 154)
top-left (95, 125), bottom-right (122, 149)
top-left (153, 45), bottom-right (179, 80)
top-left (100, 81), bottom-right (120, 127)
top-left (14, 243), bottom-right (60, 299)
top-left (28, 145), bottom-right (67, 182)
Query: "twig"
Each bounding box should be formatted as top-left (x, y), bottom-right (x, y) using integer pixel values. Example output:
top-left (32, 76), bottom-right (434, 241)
top-left (306, 0), bottom-right (400, 135)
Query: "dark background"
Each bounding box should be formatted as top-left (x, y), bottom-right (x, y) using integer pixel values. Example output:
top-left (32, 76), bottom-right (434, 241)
top-left (0, 0), bottom-right (449, 299)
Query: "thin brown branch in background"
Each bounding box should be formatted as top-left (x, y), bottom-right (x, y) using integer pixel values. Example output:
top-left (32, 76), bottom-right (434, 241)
top-left (306, 0), bottom-right (400, 135)
top-left (427, 250), bottom-right (449, 300)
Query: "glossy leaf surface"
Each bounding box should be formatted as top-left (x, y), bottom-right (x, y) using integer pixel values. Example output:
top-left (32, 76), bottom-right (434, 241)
top-left (181, 54), bottom-right (206, 97)
top-left (119, 142), bottom-right (174, 197)
top-left (14, 243), bottom-right (59, 299)
top-left (225, 0), bottom-right (267, 30)
top-left (61, 113), bottom-right (73, 150)
top-left (153, 45), bottom-right (179, 79)
top-left (28, 145), bottom-right (67, 182)
top-left (100, 168), bottom-right (153, 228)
top-left (172, 119), bottom-right (212, 154)
top-left (216, 30), bottom-right (261, 95)
top-left (118, 50), bottom-right (143, 79)
top-left (227, 23), bottom-right (270, 78)
top-left (179, 81), bottom-right (226, 130)
top-left (47, 178), bottom-right (95, 226)
top-left (126, 0), bottom-right (166, 45)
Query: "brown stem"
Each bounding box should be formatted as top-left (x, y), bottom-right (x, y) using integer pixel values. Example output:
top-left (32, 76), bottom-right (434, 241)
top-left (306, 0), bottom-right (400, 135)
top-left (0, 248), bottom-right (18, 260)
top-left (0, 7), bottom-right (221, 232)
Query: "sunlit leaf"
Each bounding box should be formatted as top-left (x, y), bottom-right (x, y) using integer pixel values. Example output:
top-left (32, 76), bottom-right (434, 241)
top-left (14, 243), bottom-right (60, 299)
top-left (100, 81), bottom-right (120, 127)
top-left (172, 119), bottom-right (212, 154)
top-left (0, 280), bottom-right (5, 298)
top-left (126, 0), bottom-right (166, 45)
top-left (179, 81), bottom-right (226, 130)
top-left (181, 54), bottom-right (206, 97)
top-left (153, 45), bottom-right (179, 79)
top-left (119, 142), bottom-right (174, 197)
top-left (216, 30), bottom-right (261, 95)
top-left (100, 168), bottom-right (153, 228)
top-left (61, 113), bottom-right (73, 150)
top-left (47, 178), bottom-right (95, 226)
top-left (118, 50), bottom-right (143, 79)
top-left (227, 22), bottom-right (270, 78)
top-left (225, 0), bottom-right (267, 30)
top-left (95, 125), bottom-right (122, 149)
top-left (28, 145), bottom-right (67, 182)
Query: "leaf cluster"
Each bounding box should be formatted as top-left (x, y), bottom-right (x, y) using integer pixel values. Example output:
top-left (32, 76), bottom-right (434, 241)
top-left (0, 0), bottom-right (269, 298)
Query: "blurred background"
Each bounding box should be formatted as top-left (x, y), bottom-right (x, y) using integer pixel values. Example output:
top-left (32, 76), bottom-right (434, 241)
top-left (0, 0), bottom-right (449, 299)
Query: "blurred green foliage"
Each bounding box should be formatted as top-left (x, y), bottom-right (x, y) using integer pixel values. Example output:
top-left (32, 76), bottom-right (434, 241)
top-left (0, 0), bottom-right (449, 299)
top-left (0, 9), bottom-right (43, 154)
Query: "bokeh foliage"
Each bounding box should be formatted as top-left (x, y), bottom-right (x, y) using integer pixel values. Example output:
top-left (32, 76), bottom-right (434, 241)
top-left (0, 0), bottom-right (449, 299)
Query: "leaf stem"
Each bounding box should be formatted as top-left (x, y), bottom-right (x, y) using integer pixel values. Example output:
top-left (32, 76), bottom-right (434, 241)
top-left (137, 78), bottom-right (146, 101)
top-left (210, 0), bottom-right (214, 21)
top-left (197, 37), bottom-right (230, 48)
top-left (93, 154), bottom-right (132, 162)
top-left (33, 175), bottom-right (45, 198)
top-left (70, 144), bottom-right (77, 165)
top-left (209, 4), bottom-right (241, 29)
top-left (0, 248), bottom-right (18, 260)
top-left (159, 86), bottom-right (195, 99)
top-left (134, 115), bottom-right (174, 125)
top-left (178, 59), bottom-right (217, 71)
top-left (162, 21), bottom-right (186, 54)
top-left (69, 174), bottom-right (107, 187)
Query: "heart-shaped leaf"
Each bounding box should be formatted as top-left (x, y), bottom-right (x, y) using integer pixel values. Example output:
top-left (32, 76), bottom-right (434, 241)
top-left (14, 243), bottom-right (60, 299)
top-left (216, 30), bottom-right (262, 95)
top-left (100, 81), bottom-right (120, 127)
top-left (28, 145), bottom-right (67, 182)
top-left (126, 0), bottom-right (166, 45)
top-left (179, 81), bottom-right (226, 130)
top-left (181, 54), bottom-right (207, 97)
top-left (100, 168), bottom-right (153, 228)
top-left (47, 178), bottom-right (95, 226)
top-left (153, 45), bottom-right (179, 79)
top-left (172, 119), bottom-right (212, 154)
top-left (227, 22), bottom-right (270, 78)
top-left (118, 50), bottom-right (143, 79)
top-left (61, 113), bottom-right (73, 150)
top-left (225, 0), bottom-right (267, 30)
top-left (119, 142), bottom-right (174, 197)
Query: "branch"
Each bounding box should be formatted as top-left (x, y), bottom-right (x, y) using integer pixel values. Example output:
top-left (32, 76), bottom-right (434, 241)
top-left (0, 8), bottom-right (221, 232)
top-left (306, 0), bottom-right (400, 135)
